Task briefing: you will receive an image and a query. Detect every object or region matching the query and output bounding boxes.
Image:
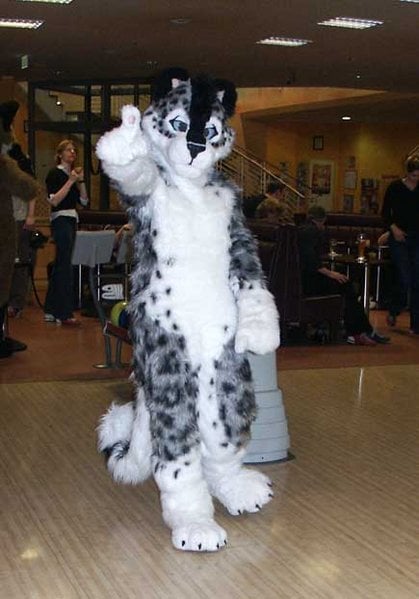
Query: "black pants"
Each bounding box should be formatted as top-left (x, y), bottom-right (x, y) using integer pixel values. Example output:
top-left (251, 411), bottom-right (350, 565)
top-left (389, 232), bottom-right (419, 332)
top-left (303, 273), bottom-right (372, 336)
top-left (44, 216), bottom-right (77, 320)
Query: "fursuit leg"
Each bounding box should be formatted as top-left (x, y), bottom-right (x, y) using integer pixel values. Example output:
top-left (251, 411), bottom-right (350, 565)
top-left (202, 446), bottom-right (273, 516)
top-left (198, 360), bottom-right (274, 516)
top-left (154, 449), bottom-right (227, 552)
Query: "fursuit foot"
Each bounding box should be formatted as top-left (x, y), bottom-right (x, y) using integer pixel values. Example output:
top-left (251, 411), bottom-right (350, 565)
top-left (213, 469), bottom-right (274, 516)
top-left (172, 520), bottom-right (227, 552)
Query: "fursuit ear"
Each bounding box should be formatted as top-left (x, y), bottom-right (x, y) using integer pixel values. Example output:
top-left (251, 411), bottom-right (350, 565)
top-left (151, 67), bottom-right (190, 103)
top-left (214, 79), bottom-right (237, 118)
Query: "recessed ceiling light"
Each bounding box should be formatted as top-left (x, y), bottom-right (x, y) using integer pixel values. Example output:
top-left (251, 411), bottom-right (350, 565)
top-left (0, 18), bottom-right (44, 29)
top-left (170, 18), bottom-right (191, 25)
top-left (17, 0), bottom-right (73, 3)
top-left (342, 116), bottom-right (352, 121)
top-left (318, 17), bottom-right (383, 29)
top-left (257, 37), bottom-right (312, 47)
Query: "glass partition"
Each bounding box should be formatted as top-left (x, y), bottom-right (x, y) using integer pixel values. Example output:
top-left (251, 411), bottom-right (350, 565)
top-left (29, 79), bottom-right (151, 211)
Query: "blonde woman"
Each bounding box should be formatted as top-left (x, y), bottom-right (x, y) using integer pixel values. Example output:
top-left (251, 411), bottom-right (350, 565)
top-left (44, 140), bottom-right (88, 326)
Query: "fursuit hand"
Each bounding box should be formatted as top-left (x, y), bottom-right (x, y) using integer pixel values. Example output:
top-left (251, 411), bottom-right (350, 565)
top-left (96, 105), bottom-right (149, 167)
top-left (235, 288), bottom-right (280, 354)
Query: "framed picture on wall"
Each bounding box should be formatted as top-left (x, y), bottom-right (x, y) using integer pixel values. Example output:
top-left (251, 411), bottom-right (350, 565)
top-left (344, 169), bottom-right (357, 190)
top-left (312, 135), bottom-right (324, 151)
top-left (343, 194), bottom-right (354, 213)
top-left (309, 159), bottom-right (335, 211)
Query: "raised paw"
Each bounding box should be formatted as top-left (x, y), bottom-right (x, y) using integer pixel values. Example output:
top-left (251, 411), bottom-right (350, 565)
top-left (172, 520), bottom-right (227, 552)
top-left (96, 105), bottom-right (148, 166)
top-left (213, 469), bottom-right (273, 515)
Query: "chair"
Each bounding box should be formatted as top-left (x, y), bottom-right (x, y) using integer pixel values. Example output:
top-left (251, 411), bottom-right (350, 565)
top-left (250, 223), bottom-right (344, 344)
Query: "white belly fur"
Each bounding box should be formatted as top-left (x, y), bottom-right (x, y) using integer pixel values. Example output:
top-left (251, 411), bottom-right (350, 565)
top-left (145, 182), bottom-right (237, 366)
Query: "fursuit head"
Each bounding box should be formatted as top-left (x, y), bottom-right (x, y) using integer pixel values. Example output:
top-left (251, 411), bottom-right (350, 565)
top-left (96, 67), bottom-right (280, 552)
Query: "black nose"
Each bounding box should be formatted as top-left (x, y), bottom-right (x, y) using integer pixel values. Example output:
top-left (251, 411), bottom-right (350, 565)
top-left (187, 141), bottom-right (206, 161)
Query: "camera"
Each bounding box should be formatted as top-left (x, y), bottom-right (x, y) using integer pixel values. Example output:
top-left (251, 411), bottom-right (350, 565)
top-left (29, 229), bottom-right (49, 250)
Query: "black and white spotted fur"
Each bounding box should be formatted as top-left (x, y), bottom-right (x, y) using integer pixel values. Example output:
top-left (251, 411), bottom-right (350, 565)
top-left (96, 69), bottom-right (280, 552)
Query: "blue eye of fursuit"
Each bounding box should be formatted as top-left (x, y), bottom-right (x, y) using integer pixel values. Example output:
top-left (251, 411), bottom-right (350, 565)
top-left (204, 125), bottom-right (218, 140)
top-left (169, 117), bottom-right (188, 133)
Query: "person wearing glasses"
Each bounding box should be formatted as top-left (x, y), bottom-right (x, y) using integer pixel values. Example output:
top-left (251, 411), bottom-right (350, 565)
top-left (44, 139), bottom-right (89, 326)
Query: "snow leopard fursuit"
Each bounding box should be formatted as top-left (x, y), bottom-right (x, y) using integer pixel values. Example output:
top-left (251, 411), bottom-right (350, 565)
top-left (96, 68), bottom-right (280, 552)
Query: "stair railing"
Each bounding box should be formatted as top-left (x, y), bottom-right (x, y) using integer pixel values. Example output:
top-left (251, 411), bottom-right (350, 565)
top-left (219, 145), bottom-right (308, 218)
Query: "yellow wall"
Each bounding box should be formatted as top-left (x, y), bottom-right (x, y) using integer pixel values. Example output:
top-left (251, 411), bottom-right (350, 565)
top-left (242, 119), bottom-right (418, 211)
top-left (235, 86), bottom-right (419, 211)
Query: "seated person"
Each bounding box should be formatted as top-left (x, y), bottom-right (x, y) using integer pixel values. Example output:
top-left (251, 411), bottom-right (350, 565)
top-left (255, 181), bottom-right (294, 225)
top-left (297, 205), bottom-right (390, 346)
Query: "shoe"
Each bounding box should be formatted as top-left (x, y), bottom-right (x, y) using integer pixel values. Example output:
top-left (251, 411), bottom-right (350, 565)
top-left (57, 318), bottom-right (81, 327)
top-left (7, 306), bottom-right (22, 318)
top-left (368, 331), bottom-right (390, 344)
top-left (44, 313), bottom-right (56, 322)
top-left (386, 314), bottom-right (396, 327)
top-left (347, 333), bottom-right (377, 346)
top-left (4, 337), bottom-right (27, 352)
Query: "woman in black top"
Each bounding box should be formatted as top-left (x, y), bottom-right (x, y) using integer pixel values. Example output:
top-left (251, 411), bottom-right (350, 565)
top-left (44, 139), bottom-right (88, 325)
top-left (381, 156), bottom-right (419, 333)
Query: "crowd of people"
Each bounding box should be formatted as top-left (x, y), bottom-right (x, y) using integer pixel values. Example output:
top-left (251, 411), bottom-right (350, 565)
top-left (1, 97), bottom-right (418, 358)
top-left (250, 160), bottom-right (419, 345)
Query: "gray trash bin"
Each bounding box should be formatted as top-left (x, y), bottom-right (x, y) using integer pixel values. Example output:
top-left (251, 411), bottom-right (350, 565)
top-left (244, 352), bottom-right (290, 463)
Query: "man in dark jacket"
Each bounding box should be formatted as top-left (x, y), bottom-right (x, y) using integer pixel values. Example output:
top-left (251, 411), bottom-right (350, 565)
top-left (0, 100), bottom-right (39, 358)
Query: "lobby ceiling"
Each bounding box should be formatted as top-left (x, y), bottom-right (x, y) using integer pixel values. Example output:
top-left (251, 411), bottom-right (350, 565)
top-left (1, 0), bottom-right (418, 122)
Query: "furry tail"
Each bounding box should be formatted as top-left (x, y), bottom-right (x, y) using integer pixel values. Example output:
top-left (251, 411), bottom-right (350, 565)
top-left (97, 387), bottom-right (152, 484)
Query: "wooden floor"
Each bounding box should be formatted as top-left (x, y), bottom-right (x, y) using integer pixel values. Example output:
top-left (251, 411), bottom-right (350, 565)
top-left (1, 304), bottom-right (419, 598)
top-left (2, 304), bottom-right (419, 384)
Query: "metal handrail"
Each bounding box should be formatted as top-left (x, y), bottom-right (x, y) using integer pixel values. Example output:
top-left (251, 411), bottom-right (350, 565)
top-left (218, 144), bottom-right (311, 215)
top-left (230, 146), bottom-right (304, 199)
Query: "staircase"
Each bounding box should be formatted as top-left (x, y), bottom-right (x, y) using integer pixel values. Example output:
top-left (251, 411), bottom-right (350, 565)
top-left (407, 145), bottom-right (419, 159)
top-left (219, 145), bottom-right (308, 218)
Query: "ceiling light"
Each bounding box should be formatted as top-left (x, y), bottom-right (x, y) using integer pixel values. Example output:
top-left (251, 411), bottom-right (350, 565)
top-left (341, 116), bottom-right (352, 121)
top-left (257, 37), bottom-right (312, 47)
top-left (17, 0), bottom-right (73, 3)
top-left (0, 18), bottom-right (43, 29)
top-left (318, 17), bottom-right (383, 29)
top-left (170, 18), bottom-right (191, 25)
top-left (399, 0), bottom-right (419, 3)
